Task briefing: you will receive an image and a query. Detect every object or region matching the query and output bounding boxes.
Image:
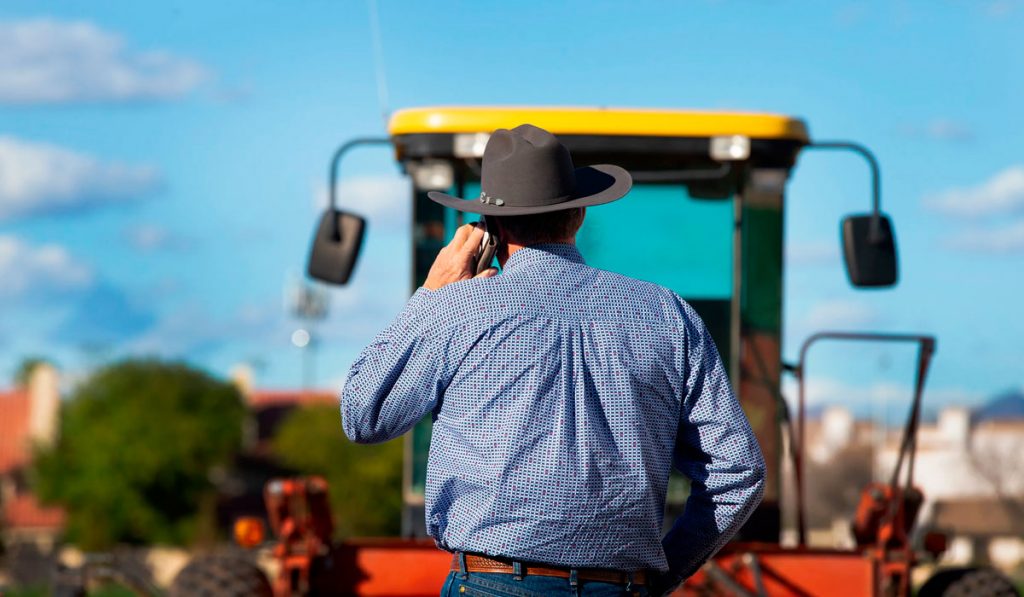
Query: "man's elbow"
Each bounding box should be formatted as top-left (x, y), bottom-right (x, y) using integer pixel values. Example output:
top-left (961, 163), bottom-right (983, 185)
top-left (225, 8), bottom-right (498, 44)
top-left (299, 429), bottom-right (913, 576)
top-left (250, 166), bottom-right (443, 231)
top-left (340, 392), bottom-right (379, 444)
top-left (342, 414), bottom-right (370, 444)
top-left (341, 408), bottom-right (385, 444)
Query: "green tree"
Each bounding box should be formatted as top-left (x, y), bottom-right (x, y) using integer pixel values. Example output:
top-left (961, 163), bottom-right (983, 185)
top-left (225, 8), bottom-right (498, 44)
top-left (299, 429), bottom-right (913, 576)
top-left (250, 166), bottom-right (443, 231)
top-left (273, 404), bottom-right (403, 537)
top-left (32, 359), bottom-right (245, 550)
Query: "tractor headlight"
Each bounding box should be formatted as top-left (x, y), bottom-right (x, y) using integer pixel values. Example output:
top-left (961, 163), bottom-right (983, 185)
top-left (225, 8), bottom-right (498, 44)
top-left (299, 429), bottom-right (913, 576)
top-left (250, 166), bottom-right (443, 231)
top-left (410, 159), bottom-right (454, 190)
top-left (710, 135), bottom-right (751, 161)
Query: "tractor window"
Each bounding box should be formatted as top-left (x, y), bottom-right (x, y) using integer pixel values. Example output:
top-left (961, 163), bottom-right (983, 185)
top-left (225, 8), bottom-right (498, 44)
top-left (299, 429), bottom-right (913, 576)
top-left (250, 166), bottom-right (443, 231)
top-left (444, 182), bottom-right (734, 299)
top-left (575, 183), bottom-right (733, 299)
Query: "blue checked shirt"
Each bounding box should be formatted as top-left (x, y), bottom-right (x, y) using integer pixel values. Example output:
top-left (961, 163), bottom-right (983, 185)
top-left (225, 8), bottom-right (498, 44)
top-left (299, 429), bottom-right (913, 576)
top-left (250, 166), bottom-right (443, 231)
top-left (342, 243), bottom-right (765, 584)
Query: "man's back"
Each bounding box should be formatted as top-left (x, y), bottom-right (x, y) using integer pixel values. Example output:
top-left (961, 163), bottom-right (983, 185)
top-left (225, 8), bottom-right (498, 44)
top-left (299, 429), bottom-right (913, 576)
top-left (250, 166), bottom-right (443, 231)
top-left (342, 243), bottom-right (764, 579)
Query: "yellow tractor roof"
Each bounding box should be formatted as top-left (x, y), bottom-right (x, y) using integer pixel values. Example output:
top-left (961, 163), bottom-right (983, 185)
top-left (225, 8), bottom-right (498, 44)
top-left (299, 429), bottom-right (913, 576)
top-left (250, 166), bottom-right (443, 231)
top-left (389, 106), bottom-right (809, 142)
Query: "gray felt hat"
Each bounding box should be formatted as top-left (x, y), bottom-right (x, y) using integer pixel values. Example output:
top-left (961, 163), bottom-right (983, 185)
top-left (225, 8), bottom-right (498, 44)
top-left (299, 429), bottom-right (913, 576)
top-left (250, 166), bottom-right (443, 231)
top-left (427, 124), bottom-right (632, 216)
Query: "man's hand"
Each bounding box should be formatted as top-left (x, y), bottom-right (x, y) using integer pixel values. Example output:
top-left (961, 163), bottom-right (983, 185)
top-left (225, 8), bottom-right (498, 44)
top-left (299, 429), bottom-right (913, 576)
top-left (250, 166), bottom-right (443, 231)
top-left (423, 223), bottom-right (499, 291)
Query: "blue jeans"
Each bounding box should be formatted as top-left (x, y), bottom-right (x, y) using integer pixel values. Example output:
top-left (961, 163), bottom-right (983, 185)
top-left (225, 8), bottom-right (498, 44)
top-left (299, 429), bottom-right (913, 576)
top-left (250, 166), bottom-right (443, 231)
top-left (440, 570), bottom-right (651, 597)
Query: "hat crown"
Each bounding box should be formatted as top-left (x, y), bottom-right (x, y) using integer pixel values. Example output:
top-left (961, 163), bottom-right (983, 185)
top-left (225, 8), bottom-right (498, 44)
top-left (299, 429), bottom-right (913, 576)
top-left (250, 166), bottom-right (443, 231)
top-left (479, 124), bottom-right (577, 207)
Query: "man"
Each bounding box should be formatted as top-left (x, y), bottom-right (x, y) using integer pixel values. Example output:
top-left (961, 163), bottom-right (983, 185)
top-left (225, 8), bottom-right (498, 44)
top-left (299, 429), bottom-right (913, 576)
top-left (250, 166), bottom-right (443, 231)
top-left (342, 124), bottom-right (765, 596)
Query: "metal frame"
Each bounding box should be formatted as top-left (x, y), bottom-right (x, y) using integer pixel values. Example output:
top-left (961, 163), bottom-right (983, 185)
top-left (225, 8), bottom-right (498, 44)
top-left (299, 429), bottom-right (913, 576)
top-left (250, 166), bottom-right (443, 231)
top-left (791, 331), bottom-right (937, 547)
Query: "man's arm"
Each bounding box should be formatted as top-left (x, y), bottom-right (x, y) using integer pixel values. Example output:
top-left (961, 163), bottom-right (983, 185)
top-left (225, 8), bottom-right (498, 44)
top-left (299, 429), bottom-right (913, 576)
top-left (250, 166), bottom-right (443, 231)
top-left (659, 302), bottom-right (766, 591)
top-left (341, 288), bottom-right (445, 444)
top-left (341, 223), bottom-right (497, 444)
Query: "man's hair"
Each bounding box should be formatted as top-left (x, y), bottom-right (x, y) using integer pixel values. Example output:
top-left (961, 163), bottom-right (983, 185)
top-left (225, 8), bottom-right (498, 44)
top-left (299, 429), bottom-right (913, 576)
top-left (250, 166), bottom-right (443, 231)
top-left (490, 208), bottom-right (584, 245)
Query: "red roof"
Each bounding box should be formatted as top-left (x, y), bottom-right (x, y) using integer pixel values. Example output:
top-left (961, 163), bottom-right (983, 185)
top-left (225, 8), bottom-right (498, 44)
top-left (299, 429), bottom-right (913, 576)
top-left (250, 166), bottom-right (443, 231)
top-left (247, 389), bottom-right (336, 408)
top-left (0, 388), bottom-right (31, 474)
top-left (2, 493), bottom-right (64, 530)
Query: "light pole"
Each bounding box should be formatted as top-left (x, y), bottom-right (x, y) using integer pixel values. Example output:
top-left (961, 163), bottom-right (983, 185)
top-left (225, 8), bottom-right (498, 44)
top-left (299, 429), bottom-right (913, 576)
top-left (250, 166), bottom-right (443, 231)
top-left (286, 276), bottom-right (329, 393)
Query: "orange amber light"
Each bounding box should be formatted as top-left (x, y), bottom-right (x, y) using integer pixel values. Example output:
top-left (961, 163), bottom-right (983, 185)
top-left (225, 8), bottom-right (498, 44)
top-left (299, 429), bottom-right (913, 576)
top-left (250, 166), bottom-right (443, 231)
top-left (233, 516), bottom-right (266, 548)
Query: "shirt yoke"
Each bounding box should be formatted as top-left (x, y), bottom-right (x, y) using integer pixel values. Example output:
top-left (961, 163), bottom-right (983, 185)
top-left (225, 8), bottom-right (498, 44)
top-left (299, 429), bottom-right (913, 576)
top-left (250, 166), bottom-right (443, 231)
top-left (423, 260), bottom-right (694, 335)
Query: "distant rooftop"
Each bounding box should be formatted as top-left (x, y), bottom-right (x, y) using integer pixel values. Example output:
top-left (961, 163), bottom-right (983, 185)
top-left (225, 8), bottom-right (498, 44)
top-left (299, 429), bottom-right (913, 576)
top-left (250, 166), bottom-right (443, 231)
top-left (247, 388), bottom-right (336, 408)
top-left (243, 388), bottom-right (337, 453)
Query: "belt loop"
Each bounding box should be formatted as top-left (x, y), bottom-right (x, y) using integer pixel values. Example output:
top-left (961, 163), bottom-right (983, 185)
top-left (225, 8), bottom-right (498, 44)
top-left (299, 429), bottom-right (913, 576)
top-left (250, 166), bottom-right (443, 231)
top-left (457, 552), bottom-right (468, 580)
top-left (625, 571), bottom-right (634, 591)
top-left (569, 568), bottom-right (579, 589)
top-left (512, 561), bottom-right (523, 581)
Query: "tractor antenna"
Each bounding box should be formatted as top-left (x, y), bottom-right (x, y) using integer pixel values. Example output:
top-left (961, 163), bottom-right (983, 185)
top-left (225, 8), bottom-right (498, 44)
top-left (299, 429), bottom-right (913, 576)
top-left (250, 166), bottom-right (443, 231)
top-left (368, 0), bottom-right (391, 127)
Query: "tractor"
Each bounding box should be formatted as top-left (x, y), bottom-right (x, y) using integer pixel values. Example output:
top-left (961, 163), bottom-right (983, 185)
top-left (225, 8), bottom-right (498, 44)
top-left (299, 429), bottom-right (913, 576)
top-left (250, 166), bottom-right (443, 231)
top-left (169, 107), bottom-right (1019, 596)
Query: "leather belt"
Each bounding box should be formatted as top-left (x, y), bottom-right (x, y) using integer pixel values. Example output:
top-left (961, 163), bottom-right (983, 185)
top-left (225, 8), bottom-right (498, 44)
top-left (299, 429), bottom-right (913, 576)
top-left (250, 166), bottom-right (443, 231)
top-left (450, 552), bottom-right (647, 586)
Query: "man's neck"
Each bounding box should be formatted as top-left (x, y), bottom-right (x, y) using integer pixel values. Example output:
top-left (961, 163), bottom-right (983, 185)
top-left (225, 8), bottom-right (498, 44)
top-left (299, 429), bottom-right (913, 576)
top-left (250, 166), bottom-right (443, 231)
top-left (497, 238), bottom-right (576, 268)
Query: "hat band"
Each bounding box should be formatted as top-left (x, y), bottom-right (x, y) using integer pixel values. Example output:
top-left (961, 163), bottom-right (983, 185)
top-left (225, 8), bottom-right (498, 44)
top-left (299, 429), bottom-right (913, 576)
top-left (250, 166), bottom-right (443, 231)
top-left (479, 190), bottom-right (574, 208)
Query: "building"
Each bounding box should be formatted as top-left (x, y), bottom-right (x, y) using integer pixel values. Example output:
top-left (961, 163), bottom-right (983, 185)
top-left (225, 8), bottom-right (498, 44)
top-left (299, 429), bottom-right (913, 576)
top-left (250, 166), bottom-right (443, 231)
top-left (0, 364), bottom-right (65, 546)
top-left (802, 392), bottom-right (1024, 570)
top-left (208, 365), bottom-right (338, 528)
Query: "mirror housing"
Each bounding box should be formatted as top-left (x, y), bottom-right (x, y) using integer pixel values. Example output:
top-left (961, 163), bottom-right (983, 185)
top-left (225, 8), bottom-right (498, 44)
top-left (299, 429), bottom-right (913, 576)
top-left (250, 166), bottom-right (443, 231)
top-left (307, 209), bottom-right (366, 285)
top-left (841, 213), bottom-right (898, 288)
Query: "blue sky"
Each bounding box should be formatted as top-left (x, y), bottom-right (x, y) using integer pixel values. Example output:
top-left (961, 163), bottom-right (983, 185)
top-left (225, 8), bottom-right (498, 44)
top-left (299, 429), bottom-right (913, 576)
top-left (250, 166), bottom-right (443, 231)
top-left (0, 1), bottom-right (1021, 417)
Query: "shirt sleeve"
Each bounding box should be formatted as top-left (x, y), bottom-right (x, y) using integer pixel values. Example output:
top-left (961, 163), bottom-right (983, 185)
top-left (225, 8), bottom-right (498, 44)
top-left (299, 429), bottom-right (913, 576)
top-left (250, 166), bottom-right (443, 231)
top-left (660, 301), bottom-right (766, 589)
top-left (341, 287), bottom-right (452, 444)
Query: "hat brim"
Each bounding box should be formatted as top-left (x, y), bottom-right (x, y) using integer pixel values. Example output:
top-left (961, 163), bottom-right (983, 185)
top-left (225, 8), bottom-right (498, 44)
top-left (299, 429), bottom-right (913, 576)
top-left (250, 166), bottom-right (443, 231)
top-left (426, 164), bottom-right (632, 216)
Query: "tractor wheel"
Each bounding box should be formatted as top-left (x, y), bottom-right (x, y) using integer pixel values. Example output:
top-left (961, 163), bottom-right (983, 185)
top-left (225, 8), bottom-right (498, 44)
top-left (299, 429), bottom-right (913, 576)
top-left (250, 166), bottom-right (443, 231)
top-left (169, 552), bottom-right (272, 597)
top-left (919, 567), bottom-right (1020, 597)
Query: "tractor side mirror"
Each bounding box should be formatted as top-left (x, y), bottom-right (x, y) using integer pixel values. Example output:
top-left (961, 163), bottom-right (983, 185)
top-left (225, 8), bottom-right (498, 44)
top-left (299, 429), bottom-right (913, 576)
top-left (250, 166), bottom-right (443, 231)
top-left (307, 208), bottom-right (366, 285)
top-left (841, 213), bottom-right (898, 288)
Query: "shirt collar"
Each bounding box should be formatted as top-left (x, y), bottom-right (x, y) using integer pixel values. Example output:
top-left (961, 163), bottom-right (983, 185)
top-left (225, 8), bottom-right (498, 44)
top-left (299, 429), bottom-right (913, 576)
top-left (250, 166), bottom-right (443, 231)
top-left (503, 243), bottom-right (585, 272)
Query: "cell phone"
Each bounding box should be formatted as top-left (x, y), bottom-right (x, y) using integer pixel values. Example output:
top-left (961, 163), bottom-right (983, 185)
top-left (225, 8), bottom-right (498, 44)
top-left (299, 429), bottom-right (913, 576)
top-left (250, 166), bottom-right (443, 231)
top-left (475, 217), bottom-right (499, 274)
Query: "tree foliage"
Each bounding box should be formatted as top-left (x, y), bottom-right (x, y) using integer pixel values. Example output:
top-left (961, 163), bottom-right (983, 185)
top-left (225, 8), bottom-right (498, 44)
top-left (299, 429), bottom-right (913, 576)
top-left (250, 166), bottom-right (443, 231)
top-left (32, 359), bottom-right (245, 550)
top-left (272, 404), bottom-right (403, 537)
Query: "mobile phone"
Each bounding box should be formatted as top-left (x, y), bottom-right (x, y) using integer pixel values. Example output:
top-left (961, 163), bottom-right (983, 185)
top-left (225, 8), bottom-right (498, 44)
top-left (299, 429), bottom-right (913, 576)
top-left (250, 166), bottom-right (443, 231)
top-left (475, 217), bottom-right (499, 274)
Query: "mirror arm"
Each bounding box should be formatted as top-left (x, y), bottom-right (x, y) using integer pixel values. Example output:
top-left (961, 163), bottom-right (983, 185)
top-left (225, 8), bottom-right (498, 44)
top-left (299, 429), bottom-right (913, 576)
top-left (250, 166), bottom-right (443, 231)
top-left (327, 137), bottom-right (392, 238)
top-left (805, 141), bottom-right (883, 243)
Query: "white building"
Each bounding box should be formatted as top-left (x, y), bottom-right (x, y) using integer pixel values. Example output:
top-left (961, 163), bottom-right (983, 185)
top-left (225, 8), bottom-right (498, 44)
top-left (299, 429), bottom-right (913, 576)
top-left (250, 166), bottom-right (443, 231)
top-left (803, 402), bottom-right (1024, 569)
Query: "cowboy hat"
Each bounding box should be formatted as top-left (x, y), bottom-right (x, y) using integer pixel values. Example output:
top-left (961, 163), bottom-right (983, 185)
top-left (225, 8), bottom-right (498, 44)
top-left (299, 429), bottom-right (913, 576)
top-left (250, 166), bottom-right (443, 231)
top-left (427, 124), bottom-right (631, 216)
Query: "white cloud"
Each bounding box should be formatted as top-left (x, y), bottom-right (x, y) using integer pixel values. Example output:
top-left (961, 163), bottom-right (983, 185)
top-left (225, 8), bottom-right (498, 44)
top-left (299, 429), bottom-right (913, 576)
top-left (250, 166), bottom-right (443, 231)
top-left (124, 300), bottom-right (285, 358)
top-left (948, 220), bottom-right (1024, 254)
top-left (0, 19), bottom-right (206, 104)
top-left (924, 119), bottom-right (974, 141)
top-left (924, 165), bottom-right (1024, 218)
top-left (121, 224), bottom-right (192, 252)
top-left (835, 4), bottom-right (869, 27)
top-left (801, 299), bottom-right (879, 330)
top-left (986, 0), bottom-right (1020, 16)
top-left (0, 235), bottom-right (94, 299)
top-left (0, 136), bottom-right (160, 220)
top-left (313, 174), bottom-right (412, 231)
top-left (898, 119), bottom-right (974, 142)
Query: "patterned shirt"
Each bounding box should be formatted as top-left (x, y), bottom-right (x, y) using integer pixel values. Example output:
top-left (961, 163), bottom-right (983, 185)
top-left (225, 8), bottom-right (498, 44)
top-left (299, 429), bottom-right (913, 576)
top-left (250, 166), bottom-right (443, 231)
top-left (341, 243), bottom-right (765, 584)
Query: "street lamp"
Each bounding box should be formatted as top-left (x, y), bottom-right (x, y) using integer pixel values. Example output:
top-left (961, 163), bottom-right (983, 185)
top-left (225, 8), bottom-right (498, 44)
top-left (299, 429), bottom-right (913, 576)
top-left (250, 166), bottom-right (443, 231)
top-left (286, 276), bottom-right (329, 392)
